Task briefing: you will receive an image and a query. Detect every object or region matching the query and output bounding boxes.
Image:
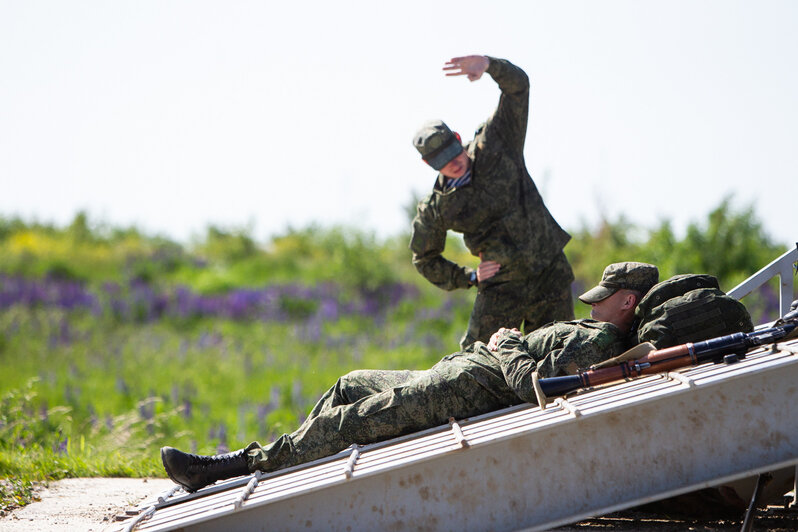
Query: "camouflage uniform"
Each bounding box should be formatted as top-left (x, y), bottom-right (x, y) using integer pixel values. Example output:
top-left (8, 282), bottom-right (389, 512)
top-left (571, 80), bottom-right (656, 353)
top-left (411, 57), bottom-right (574, 349)
top-left (245, 320), bottom-right (625, 473)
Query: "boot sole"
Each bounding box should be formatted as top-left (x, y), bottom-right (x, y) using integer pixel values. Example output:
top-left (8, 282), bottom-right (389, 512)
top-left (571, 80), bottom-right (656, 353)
top-left (161, 446), bottom-right (198, 493)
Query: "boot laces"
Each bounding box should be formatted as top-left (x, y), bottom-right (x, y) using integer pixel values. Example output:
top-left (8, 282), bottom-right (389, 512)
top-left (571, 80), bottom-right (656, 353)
top-left (187, 451), bottom-right (241, 472)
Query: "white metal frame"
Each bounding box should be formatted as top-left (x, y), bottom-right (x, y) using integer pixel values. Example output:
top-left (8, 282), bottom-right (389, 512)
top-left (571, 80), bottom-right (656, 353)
top-left (728, 243), bottom-right (798, 317)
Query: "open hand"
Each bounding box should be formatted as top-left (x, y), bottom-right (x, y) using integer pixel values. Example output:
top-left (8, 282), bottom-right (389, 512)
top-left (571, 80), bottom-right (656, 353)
top-left (476, 252), bottom-right (500, 282)
top-left (443, 55), bottom-right (490, 82)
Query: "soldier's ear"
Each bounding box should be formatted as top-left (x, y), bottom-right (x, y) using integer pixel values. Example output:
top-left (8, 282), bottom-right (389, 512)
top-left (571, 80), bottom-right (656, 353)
top-left (454, 132), bottom-right (462, 143)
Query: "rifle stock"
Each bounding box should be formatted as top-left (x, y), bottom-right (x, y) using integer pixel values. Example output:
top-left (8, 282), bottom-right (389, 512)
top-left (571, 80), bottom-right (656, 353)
top-left (538, 319), bottom-right (798, 400)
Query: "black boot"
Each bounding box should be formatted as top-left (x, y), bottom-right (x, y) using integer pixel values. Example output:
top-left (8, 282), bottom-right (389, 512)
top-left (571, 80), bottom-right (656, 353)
top-left (161, 446), bottom-right (250, 492)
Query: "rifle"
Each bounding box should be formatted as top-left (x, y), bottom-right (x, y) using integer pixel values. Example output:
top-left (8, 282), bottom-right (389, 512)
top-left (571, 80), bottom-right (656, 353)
top-left (536, 303), bottom-right (798, 402)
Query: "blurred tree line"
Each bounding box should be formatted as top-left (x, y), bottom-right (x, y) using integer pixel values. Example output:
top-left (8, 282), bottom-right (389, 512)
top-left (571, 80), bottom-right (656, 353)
top-left (0, 196), bottom-right (792, 312)
top-left (566, 196), bottom-right (788, 294)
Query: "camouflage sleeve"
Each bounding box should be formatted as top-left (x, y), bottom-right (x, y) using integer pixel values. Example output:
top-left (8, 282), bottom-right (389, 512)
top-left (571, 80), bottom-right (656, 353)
top-left (497, 322), bottom-right (623, 401)
top-left (534, 340), bottom-right (599, 379)
top-left (410, 201), bottom-right (474, 291)
top-left (493, 330), bottom-right (540, 404)
top-left (534, 324), bottom-right (623, 379)
top-left (484, 56), bottom-right (530, 159)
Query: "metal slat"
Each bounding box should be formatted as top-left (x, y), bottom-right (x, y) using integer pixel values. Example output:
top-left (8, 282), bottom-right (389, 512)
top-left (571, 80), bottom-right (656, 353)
top-left (448, 417), bottom-right (470, 448)
top-left (343, 444), bottom-right (360, 478)
top-left (554, 397), bottom-right (582, 417)
top-left (234, 472), bottom-right (261, 509)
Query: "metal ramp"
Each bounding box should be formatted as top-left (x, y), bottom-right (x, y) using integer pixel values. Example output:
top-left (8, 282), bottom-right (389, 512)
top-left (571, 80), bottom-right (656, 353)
top-left (113, 245), bottom-right (798, 531)
top-left (115, 336), bottom-right (798, 532)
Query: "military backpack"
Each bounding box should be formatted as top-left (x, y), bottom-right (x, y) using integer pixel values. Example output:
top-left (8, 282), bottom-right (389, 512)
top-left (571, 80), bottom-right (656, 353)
top-left (635, 274), bottom-right (754, 349)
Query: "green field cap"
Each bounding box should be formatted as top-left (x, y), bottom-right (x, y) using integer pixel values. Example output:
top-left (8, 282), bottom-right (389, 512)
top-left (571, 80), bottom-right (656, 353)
top-left (413, 120), bottom-right (463, 170)
top-left (579, 262), bottom-right (659, 304)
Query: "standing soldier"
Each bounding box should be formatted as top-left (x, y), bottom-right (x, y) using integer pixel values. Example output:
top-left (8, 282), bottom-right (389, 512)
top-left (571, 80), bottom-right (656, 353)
top-left (411, 54), bottom-right (574, 349)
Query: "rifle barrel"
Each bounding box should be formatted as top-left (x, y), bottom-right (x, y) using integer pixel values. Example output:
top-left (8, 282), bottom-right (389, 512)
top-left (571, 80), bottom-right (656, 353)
top-left (537, 375), bottom-right (584, 397)
top-left (536, 323), bottom-right (797, 402)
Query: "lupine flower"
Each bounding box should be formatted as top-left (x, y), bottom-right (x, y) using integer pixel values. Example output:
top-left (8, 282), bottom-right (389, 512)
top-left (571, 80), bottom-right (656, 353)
top-left (216, 442), bottom-right (229, 454)
top-left (0, 274), bottom-right (423, 325)
top-left (182, 399), bottom-right (193, 419)
top-left (54, 437), bottom-right (69, 455)
top-left (269, 385), bottom-right (281, 407)
top-left (291, 379), bottom-right (303, 407)
top-left (116, 377), bottom-right (130, 395)
top-left (138, 400), bottom-right (155, 421)
top-left (257, 402), bottom-right (273, 421)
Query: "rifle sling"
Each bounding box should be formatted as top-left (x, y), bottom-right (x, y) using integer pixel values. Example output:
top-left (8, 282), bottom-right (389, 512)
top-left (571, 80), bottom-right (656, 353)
top-left (590, 342), bottom-right (656, 370)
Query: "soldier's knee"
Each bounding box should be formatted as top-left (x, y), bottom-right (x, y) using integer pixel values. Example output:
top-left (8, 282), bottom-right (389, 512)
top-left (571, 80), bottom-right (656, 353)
top-left (337, 369), bottom-right (379, 395)
top-left (336, 370), bottom-right (361, 390)
top-left (332, 372), bottom-right (361, 406)
top-left (343, 369), bottom-right (377, 382)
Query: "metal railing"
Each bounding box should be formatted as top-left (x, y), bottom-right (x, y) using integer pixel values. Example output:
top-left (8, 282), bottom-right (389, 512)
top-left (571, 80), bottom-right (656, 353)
top-left (727, 241), bottom-right (798, 511)
top-left (728, 243), bottom-right (798, 318)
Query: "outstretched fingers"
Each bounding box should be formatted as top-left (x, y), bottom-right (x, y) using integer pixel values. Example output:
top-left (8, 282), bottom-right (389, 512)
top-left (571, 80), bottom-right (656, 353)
top-left (442, 55), bottom-right (489, 81)
top-left (443, 59), bottom-right (467, 76)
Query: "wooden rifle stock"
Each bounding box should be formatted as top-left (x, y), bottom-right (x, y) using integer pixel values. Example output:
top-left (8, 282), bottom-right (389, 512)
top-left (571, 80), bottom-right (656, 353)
top-left (538, 320), bottom-right (798, 400)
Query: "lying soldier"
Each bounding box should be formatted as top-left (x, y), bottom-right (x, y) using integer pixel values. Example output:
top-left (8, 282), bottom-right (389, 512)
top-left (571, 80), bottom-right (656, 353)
top-left (162, 262), bottom-right (659, 492)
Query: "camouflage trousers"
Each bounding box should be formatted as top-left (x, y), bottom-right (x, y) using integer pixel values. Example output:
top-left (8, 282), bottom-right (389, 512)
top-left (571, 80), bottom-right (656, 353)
top-left (460, 251), bottom-right (575, 349)
top-left (245, 351), bottom-right (521, 474)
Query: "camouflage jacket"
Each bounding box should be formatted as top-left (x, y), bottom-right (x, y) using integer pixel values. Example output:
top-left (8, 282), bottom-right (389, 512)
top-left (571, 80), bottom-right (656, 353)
top-left (410, 57), bottom-right (571, 290)
top-left (490, 320), bottom-right (626, 403)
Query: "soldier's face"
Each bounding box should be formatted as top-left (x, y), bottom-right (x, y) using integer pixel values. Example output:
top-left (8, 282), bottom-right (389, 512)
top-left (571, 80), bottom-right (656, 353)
top-left (439, 150), bottom-right (470, 179)
top-left (589, 290), bottom-right (628, 326)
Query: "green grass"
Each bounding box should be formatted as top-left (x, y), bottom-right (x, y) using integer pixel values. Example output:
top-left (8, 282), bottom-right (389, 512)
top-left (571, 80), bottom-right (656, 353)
top-left (0, 477), bottom-right (40, 517)
top-left (0, 296), bottom-right (471, 499)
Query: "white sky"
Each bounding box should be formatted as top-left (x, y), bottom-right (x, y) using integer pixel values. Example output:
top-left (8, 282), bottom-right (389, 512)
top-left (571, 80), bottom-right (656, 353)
top-left (1, 1), bottom-right (796, 249)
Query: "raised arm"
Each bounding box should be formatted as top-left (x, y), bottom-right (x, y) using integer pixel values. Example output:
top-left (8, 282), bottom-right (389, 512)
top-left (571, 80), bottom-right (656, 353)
top-left (466, 57), bottom-right (529, 157)
top-left (444, 55), bottom-right (530, 159)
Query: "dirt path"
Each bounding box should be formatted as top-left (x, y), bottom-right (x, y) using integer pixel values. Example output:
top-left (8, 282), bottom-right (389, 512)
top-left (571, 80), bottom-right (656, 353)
top-left (2, 477), bottom-right (795, 531)
top-left (0, 477), bottom-right (174, 532)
